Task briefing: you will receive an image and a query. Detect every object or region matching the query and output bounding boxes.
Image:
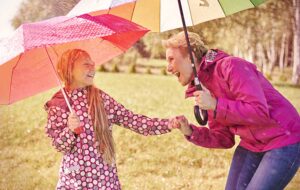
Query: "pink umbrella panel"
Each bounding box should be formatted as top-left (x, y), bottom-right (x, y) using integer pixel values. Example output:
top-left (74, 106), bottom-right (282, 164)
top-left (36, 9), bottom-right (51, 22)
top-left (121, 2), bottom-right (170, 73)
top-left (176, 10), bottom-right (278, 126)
top-left (0, 14), bottom-right (149, 106)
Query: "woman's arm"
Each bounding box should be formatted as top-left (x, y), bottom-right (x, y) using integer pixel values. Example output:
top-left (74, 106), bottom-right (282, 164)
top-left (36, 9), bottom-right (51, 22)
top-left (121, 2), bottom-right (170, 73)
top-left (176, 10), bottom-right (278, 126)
top-left (176, 115), bottom-right (235, 149)
top-left (186, 121), bottom-right (235, 149)
top-left (215, 57), bottom-right (275, 126)
top-left (101, 91), bottom-right (171, 136)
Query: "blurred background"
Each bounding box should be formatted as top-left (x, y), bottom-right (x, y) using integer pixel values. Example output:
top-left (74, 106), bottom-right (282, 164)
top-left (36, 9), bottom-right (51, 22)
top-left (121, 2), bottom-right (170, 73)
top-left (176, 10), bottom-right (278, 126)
top-left (0, 0), bottom-right (299, 189)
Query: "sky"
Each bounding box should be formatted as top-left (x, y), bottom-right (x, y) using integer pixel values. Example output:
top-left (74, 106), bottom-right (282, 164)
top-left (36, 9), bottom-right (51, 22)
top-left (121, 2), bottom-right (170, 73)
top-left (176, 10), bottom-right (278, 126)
top-left (0, 0), bottom-right (24, 38)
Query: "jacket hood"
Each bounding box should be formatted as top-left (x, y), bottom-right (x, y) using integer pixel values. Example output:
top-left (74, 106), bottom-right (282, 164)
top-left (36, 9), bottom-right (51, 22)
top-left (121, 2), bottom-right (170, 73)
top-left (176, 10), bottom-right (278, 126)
top-left (44, 90), bottom-right (71, 111)
top-left (185, 49), bottom-right (229, 98)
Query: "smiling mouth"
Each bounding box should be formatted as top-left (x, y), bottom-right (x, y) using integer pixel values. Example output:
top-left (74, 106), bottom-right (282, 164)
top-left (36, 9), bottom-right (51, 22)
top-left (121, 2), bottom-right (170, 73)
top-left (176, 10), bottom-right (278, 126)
top-left (87, 73), bottom-right (95, 78)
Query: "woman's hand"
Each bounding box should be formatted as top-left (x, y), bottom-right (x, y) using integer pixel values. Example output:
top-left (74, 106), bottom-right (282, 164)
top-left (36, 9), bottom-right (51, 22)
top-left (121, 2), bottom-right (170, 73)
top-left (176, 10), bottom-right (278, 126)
top-left (193, 89), bottom-right (217, 110)
top-left (67, 112), bottom-right (81, 133)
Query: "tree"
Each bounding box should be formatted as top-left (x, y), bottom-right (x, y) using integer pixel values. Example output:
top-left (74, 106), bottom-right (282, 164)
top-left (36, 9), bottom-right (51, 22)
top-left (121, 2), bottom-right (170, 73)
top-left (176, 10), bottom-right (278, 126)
top-left (12, 0), bottom-right (79, 28)
top-left (292, 0), bottom-right (300, 84)
top-left (12, 0), bottom-right (298, 83)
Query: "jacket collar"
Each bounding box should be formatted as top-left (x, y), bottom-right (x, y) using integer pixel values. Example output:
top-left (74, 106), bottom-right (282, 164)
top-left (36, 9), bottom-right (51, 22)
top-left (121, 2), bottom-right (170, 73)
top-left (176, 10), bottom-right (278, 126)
top-left (44, 87), bottom-right (88, 111)
top-left (185, 49), bottom-right (229, 98)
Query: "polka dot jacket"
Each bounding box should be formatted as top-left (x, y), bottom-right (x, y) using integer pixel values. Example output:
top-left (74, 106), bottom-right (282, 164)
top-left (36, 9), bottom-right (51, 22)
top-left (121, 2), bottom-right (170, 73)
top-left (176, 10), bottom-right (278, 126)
top-left (44, 87), bottom-right (170, 190)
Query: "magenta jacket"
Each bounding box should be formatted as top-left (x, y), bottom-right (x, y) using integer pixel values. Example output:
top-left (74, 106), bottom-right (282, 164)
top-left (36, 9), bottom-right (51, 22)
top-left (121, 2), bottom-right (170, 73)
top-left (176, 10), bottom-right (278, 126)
top-left (44, 88), bottom-right (170, 190)
top-left (185, 49), bottom-right (300, 152)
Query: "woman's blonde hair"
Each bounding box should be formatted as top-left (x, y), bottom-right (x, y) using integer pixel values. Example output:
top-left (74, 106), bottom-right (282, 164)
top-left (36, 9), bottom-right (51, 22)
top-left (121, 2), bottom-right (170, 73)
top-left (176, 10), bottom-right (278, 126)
top-left (57, 49), bottom-right (115, 164)
top-left (162, 31), bottom-right (208, 62)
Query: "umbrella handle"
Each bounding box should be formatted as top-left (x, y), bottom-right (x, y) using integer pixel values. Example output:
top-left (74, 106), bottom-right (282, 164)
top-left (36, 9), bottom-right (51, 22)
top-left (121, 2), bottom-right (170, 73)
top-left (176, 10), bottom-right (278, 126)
top-left (193, 81), bottom-right (208, 125)
top-left (194, 105), bottom-right (208, 125)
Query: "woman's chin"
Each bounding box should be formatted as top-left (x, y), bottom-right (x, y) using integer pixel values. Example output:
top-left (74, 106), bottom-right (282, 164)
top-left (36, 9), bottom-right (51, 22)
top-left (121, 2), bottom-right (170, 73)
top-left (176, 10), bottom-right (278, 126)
top-left (179, 78), bottom-right (189, 86)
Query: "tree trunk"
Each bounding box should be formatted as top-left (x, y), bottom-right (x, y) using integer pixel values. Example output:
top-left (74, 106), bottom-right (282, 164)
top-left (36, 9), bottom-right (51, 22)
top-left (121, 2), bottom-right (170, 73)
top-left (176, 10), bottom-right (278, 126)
top-left (267, 37), bottom-right (276, 75)
top-left (257, 43), bottom-right (267, 73)
top-left (245, 27), bottom-right (256, 64)
top-left (292, 0), bottom-right (300, 84)
top-left (279, 33), bottom-right (287, 73)
top-left (285, 33), bottom-right (292, 68)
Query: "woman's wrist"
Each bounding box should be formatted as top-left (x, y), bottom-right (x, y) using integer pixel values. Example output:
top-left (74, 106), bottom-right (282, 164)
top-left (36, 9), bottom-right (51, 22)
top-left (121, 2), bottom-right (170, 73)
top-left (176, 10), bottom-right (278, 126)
top-left (183, 124), bottom-right (193, 136)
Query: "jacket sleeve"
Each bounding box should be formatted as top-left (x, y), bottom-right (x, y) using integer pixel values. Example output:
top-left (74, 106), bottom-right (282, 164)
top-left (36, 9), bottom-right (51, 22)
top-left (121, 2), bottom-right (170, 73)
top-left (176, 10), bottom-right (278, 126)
top-left (215, 57), bottom-right (275, 126)
top-left (185, 114), bottom-right (235, 148)
top-left (101, 91), bottom-right (171, 136)
top-left (45, 106), bottom-right (77, 154)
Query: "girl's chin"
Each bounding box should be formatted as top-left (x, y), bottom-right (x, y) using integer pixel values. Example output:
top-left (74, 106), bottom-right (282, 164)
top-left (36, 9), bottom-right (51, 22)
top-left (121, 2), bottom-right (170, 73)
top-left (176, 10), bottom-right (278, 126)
top-left (85, 80), bottom-right (94, 85)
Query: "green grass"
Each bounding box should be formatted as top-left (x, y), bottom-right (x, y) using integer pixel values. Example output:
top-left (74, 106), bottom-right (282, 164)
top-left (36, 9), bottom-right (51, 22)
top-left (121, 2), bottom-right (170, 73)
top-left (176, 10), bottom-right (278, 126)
top-left (0, 73), bottom-right (299, 190)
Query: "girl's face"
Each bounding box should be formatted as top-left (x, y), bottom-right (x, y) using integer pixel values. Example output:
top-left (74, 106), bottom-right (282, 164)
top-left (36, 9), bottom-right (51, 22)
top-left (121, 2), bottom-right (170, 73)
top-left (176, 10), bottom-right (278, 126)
top-left (70, 54), bottom-right (95, 89)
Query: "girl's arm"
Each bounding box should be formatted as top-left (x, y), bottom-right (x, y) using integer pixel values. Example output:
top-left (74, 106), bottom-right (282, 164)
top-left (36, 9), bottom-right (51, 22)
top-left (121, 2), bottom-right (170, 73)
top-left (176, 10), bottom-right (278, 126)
top-left (45, 106), bottom-right (79, 154)
top-left (101, 91), bottom-right (171, 136)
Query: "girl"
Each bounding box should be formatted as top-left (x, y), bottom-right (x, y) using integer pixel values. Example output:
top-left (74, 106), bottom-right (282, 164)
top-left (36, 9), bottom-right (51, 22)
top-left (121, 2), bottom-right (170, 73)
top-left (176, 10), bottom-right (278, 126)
top-left (45, 49), bottom-right (173, 190)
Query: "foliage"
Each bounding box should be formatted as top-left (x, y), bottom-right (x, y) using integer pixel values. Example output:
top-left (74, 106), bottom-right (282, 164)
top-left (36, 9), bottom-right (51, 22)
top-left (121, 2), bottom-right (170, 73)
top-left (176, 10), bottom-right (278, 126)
top-left (160, 67), bottom-right (167, 76)
top-left (12, 0), bottom-right (80, 28)
top-left (11, 0), bottom-right (294, 61)
top-left (111, 63), bottom-right (120, 73)
top-left (11, 1), bottom-right (299, 83)
top-left (127, 63), bottom-right (136, 74)
top-left (98, 64), bottom-right (107, 72)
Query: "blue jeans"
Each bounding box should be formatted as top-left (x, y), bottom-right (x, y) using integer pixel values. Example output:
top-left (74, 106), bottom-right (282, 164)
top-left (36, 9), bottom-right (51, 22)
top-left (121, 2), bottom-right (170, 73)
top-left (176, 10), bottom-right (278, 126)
top-left (225, 142), bottom-right (300, 190)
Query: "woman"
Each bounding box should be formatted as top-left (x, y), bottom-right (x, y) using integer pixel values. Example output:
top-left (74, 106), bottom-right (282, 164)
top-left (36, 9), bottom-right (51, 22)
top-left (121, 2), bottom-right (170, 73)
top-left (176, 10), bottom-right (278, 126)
top-left (44, 49), bottom-right (173, 189)
top-left (164, 31), bottom-right (300, 190)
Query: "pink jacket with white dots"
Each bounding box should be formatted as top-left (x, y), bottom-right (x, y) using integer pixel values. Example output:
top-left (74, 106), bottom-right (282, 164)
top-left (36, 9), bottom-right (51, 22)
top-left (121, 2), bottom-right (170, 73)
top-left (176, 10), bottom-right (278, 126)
top-left (44, 88), bottom-right (170, 190)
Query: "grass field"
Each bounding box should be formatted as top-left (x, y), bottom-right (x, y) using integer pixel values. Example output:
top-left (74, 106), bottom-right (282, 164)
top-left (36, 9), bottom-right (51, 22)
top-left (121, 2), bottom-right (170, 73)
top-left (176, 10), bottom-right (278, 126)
top-left (0, 72), bottom-right (299, 190)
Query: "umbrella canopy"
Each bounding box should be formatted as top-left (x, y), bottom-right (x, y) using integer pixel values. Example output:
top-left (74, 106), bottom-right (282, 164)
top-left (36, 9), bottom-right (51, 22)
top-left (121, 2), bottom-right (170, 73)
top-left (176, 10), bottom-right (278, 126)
top-left (67, 0), bottom-right (268, 124)
top-left (0, 14), bottom-right (149, 105)
top-left (67, 0), bottom-right (267, 32)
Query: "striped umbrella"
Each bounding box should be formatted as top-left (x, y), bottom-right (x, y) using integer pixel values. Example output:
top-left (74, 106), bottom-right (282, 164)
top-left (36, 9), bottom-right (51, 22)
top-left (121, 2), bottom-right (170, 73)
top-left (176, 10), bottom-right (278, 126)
top-left (68, 0), bottom-right (268, 32)
top-left (68, 0), bottom-right (268, 125)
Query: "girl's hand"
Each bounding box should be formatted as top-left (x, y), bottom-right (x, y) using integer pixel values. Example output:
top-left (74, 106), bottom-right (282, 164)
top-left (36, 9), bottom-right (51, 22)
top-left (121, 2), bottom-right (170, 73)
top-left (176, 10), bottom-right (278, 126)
top-left (67, 112), bottom-right (81, 132)
top-left (168, 117), bottom-right (180, 130)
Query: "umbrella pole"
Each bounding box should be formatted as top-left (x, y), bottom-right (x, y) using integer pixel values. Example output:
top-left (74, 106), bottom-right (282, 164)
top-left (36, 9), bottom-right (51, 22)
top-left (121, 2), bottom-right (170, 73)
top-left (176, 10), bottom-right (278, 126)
top-left (177, 0), bottom-right (201, 88)
top-left (44, 46), bottom-right (73, 113)
top-left (177, 0), bottom-right (208, 125)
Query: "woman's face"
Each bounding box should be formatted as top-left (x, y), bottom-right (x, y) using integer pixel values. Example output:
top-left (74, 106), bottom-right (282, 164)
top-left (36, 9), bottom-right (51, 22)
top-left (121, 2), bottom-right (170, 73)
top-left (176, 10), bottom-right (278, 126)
top-left (70, 54), bottom-right (95, 89)
top-left (166, 47), bottom-right (194, 86)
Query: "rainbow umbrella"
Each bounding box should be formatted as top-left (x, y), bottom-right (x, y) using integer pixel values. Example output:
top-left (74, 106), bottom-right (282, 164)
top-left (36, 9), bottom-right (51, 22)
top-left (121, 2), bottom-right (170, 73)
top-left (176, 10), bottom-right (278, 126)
top-left (68, 0), bottom-right (268, 124)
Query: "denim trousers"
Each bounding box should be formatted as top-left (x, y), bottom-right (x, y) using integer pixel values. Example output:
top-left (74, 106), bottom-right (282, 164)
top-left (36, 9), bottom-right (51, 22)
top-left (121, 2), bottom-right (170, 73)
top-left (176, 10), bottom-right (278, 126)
top-left (225, 142), bottom-right (300, 190)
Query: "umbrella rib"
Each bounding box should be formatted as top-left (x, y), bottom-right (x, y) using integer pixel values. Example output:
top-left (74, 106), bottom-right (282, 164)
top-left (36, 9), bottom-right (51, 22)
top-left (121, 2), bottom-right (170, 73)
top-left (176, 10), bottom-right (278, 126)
top-left (185, 0), bottom-right (194, 25)
top-left (49, 46), bottom-right (59, 58)
top-left (8, 54), bottom-right (23, 104)
top-left (217, 0), bottom-right (227, 16)
top-left (108, 0), bottom-right (113, 13)
top-left (249, 0), bottom-right (255, 7)
top-left (130, 1), bottom-right (137, 22)
top-left (159, 0), bottom-right (161, 32)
